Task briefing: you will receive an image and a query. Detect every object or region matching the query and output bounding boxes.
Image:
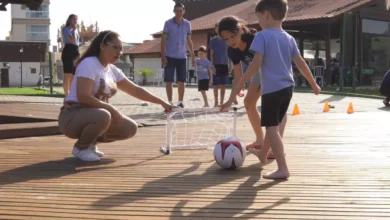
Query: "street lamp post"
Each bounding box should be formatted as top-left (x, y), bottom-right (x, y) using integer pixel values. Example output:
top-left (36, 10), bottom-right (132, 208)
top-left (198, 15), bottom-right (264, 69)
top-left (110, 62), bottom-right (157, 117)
top-left (38, 45), bottom-right (41, 76)
top-left (19, 47), bottom-right (23, 88)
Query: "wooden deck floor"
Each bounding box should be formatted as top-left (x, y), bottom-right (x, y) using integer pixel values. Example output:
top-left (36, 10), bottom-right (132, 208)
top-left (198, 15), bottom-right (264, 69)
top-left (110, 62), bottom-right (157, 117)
top-left (0, 112), bottom-right (390, 219)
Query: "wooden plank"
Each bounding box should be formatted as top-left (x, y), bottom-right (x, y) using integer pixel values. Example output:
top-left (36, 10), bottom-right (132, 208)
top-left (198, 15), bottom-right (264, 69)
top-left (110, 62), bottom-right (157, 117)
top-left (0, 121), bottom-right (60, 139)
top-left (0, 205), bottom-right (389, 219)
top-left (0, 103), bottom-right (60, 120)
top-left (0, 113), bottom-right (389, 219)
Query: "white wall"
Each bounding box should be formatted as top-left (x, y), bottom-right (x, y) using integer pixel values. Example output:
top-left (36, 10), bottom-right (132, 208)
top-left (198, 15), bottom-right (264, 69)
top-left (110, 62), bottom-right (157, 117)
top-left (133, 57), bottom-right (161, 72)
top-left (133, 57), bottom-right (162, 84)
top-left (3, 62), bottom-right (41, 87)
top-left (11, 24), bottom-right (27, 41)
top-left (132, 56), bottom-right (198, 84)
top-left (41, 66), bottom-right (50, 77)
top-left (11, 4), bottom-right (26, 19)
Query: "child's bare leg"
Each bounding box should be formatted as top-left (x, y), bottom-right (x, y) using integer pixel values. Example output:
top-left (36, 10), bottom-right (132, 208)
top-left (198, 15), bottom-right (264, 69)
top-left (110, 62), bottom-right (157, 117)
top-left (259, 114), bottom-right (288, 162)
top-left (279, 114), bottom-right (288, 137)
top-left (263, 126), bottom-right (290, 179)
top-left (201, 91), bottom-right (209, 107)
top-left (213, 85), bottom-right (219, 106)
top-left (244, 82), bottom-right (263, 146)
top-left (220, 84), bottom-right (226, 105)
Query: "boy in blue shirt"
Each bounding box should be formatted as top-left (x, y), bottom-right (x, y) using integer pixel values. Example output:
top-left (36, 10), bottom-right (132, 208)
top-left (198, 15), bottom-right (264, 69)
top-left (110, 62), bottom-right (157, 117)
top-left (221, 0), bottom-right (321, 179)
top-left (196, 46), bottom-right (213, 107)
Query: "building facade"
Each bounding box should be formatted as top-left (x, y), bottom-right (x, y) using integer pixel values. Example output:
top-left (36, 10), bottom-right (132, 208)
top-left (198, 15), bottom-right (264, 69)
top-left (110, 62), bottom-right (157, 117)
top-left (9, 0), bottom-right (50, 77)
top-left (0, 41), bottom-right (46, 87)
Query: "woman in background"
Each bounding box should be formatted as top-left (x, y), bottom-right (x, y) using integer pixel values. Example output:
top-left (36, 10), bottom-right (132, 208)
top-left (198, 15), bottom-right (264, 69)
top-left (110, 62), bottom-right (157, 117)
top-left (61, 14), bottom-right (80, 96)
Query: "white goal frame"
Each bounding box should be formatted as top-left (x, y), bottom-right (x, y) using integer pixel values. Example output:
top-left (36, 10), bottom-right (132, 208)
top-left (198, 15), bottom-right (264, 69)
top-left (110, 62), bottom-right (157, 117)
top-left (160, 107), bottom-right (238, 155)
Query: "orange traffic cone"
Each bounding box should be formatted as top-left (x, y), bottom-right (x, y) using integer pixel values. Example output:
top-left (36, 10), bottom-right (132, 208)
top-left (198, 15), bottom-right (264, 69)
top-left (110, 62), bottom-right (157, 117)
top-left (323, 100), bottom-right (330, 112)
top-left (347, 102), bottom-right (354, 114)
top-left (292, 104), bottom-right (300, 116)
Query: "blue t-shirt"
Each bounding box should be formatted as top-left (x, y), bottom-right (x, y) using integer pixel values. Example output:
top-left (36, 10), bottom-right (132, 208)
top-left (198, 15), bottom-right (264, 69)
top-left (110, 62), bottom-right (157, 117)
top-left (62, 26), bottom-right (79, 46)
top-left (209, 36), bottom-right (229, 65)
top-left (163, 18), bottom-right (191, 59)
top-left (196, 58), bottom-right (212, 80)
top-left (250, 29), bottom-right (298, 95)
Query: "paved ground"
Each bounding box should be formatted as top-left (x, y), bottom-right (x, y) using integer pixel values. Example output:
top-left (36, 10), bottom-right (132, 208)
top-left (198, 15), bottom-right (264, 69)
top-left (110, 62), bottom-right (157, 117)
top-left (0, 86), bottom-right (388, 126)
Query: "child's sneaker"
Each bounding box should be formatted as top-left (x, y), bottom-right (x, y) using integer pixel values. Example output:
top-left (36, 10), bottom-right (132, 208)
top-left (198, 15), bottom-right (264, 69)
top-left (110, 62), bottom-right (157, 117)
top-left (177, 103), bottom-right (184, 108)
top-left (89, 144), bottom-right (104, 157)
top-left (72, 146), bottom-right (100, 162)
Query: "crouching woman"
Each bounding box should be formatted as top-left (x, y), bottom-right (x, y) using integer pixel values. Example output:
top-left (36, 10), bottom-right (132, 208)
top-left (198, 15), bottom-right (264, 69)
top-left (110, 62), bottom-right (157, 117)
top-left (59, 30), bottom-right (174, 162)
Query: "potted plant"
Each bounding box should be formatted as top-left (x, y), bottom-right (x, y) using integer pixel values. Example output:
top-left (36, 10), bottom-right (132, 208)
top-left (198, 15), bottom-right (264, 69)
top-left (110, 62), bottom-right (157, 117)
top-left (137, 68), bottom-right (156, 85)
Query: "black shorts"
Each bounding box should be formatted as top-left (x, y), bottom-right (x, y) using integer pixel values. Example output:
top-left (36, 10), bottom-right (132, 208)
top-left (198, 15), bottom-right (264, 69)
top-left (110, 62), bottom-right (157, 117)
top-left (198, 79), bottom-right (210, 91)
top-left (61, 44), bottom-right (79, 75)
top-left (261, 86), bottom-right (293, 127)
top-left (215, 64), bottom-right (228, 76)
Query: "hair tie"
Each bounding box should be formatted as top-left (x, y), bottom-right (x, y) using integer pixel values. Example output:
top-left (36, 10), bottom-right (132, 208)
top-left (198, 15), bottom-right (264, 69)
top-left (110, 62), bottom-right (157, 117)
top-left (101, 31), bottom-right (112, 44)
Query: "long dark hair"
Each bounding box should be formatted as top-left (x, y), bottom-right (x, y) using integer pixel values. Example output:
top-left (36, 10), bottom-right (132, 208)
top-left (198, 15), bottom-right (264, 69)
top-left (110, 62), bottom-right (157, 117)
top-left (75, 30), bottom-right (120, 66)
top-left (218, 16), bottom-right (257, 38)
top-left (65, 14), bottom-right (77, 27)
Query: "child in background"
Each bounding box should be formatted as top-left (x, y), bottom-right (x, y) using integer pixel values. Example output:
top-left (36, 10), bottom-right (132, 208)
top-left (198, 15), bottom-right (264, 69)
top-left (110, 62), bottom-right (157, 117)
top-left (209, 23), bottom-right (231, 107)
top-left (196, 46), bottom-right (213, 107)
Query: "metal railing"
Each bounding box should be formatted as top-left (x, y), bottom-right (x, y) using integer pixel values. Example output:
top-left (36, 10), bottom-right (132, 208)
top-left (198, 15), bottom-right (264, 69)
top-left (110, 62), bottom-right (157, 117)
top-left (26, 32), bottom-right (49, 41)
top-left (26, 11), bottom-right (49, 19)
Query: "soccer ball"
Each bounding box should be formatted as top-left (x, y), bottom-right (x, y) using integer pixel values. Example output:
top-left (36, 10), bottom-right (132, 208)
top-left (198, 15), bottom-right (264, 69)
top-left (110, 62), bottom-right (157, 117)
top-left (213, 137), bottom-right (246, 169)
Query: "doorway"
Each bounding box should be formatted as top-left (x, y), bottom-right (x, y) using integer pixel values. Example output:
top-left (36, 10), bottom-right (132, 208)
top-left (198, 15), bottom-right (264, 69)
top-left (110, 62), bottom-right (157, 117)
top-left (1, 68), bottom-right (10, 87)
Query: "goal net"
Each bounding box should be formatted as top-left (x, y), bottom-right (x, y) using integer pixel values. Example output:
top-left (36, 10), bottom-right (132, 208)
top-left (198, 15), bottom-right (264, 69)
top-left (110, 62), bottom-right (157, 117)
top-left (160, 107), bottom-right (237, 154)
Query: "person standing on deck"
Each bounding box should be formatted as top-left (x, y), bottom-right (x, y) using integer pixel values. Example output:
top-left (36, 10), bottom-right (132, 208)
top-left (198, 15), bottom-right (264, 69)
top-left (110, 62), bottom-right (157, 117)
top-left (160, 3), bottom-right (195, 108)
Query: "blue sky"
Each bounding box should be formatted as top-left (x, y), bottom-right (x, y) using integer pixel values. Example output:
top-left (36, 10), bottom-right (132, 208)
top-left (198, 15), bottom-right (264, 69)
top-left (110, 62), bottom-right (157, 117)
top-left (0, 0), bottom-right (174, 45)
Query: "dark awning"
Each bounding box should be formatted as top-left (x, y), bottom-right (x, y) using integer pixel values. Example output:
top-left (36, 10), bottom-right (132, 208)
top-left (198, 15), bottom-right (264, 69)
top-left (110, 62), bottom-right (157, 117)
top-left (0, 41), bottom-right (47, 62)
top-left (0, 0), bottom-right (44, 11)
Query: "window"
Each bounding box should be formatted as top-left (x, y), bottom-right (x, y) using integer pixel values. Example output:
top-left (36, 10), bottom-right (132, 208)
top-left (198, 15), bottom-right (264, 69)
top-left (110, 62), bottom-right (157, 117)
top-left (30, 25), bottom-right (48, 33)
top-left (31, 68), bottom-right (36, 74)
top-left (27, 25), bottom-right (49, 41)
top-left (362, 19), bottom-right (390, 86)
top-left (362, 19), bottom-right (390, 36)
top-left (26, 4), bottom-right (49, 18)
top-left (37, 5), bottom-right (49, 12)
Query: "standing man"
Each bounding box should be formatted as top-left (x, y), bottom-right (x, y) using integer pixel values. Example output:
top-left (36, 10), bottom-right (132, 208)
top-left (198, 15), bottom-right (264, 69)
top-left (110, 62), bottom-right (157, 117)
top-left (161, 3), bottom-right (195, 108)
top-left (209, 23), bottom-right (231, 107)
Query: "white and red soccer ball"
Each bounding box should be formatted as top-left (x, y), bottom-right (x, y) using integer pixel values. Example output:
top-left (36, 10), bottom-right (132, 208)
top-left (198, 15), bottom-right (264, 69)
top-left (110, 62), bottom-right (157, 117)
top-left (213, 137), bottom-right (246, 169)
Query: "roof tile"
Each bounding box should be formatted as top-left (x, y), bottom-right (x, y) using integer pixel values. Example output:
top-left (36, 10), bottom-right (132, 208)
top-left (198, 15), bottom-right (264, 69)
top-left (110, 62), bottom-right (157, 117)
top-left (189, 0), bottom-right (376, 31)
top-left (127, 32), bottom-right (207, 55)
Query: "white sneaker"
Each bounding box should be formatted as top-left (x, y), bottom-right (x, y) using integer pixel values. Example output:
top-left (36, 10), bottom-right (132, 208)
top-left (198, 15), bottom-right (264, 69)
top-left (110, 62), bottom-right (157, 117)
top-left (72, 147), bottom-right (100, 162)
top-left (89, 144), bottom-right (104, 157)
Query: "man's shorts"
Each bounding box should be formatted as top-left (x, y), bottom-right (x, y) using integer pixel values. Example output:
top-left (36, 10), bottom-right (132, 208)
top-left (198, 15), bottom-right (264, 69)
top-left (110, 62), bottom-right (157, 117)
top-left (213, 64), bottom-right (228, 86)
top-left (164, 57), bottom-right (187, 82)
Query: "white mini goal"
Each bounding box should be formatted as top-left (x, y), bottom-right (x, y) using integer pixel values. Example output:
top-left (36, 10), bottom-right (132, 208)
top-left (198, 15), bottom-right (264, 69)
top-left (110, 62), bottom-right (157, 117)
top-left (160, 107), bottom-right (238, 155)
